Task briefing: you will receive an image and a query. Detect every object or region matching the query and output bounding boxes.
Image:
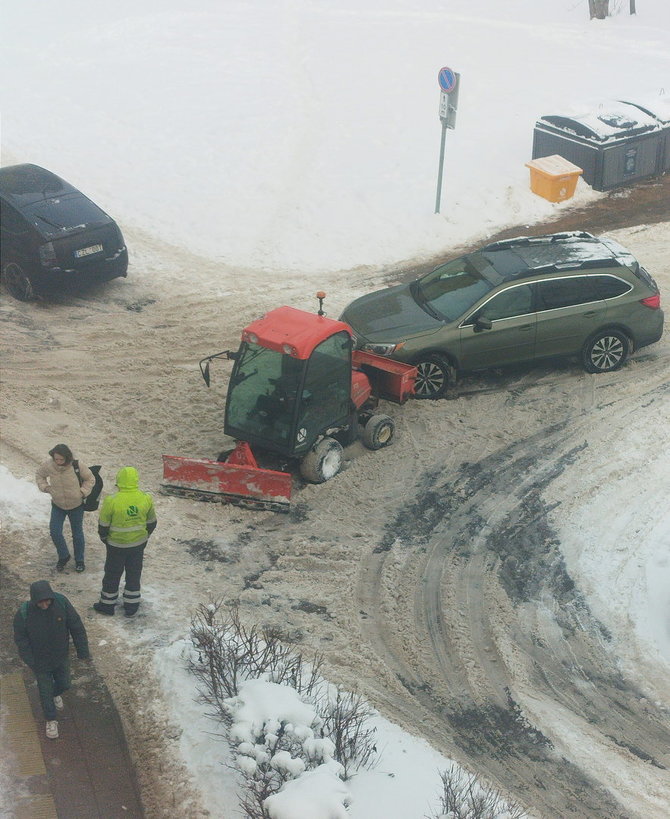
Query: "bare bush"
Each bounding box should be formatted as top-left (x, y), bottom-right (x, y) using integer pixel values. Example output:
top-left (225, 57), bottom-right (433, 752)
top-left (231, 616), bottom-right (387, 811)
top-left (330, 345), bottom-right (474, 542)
top-left (188, 599), bottom-right (380, 816)
top-left (316, 688), bottom-right (377, 779)
top-left (427, 763), bottom-right (525, 819)
top-left (189, 600), bottom-right (323, 712)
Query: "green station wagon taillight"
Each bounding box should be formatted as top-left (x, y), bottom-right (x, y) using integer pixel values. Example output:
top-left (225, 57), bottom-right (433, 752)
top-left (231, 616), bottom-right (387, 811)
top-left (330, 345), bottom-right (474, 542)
top-left (640, 293), bottom-right (661, 309)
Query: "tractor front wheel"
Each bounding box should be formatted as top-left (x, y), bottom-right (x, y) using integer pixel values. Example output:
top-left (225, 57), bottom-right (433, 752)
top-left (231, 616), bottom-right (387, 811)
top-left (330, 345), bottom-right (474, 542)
top-left (299, 437), bottom-right (343, 484)
top-left (361, 414), bottom-right (395, 450)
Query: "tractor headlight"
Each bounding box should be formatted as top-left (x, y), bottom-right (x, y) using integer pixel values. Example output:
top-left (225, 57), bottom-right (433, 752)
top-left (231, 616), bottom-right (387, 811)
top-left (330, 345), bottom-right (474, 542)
top-left (361, 341), bottom-right (402, 356)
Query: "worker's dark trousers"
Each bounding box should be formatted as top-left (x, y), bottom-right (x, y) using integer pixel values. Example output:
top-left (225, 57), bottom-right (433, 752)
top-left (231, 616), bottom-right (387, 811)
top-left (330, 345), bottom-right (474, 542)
top-left (99, 542), bottom-right (146, 613)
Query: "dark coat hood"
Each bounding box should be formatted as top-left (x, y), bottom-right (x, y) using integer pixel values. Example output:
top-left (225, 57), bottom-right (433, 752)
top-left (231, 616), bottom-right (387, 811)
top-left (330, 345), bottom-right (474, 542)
top-left (30, 580), bottom-right (55, 605)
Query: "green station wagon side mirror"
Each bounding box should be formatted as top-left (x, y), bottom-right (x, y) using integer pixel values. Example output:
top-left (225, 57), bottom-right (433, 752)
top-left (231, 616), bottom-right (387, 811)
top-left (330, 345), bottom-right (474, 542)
top-left (474, 316), bottom-right (493, 332)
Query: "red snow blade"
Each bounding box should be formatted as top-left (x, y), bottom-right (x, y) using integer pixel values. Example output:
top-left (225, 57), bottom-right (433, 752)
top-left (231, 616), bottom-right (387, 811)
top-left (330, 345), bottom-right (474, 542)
top-left (161, 452), bottom-right (292, 512)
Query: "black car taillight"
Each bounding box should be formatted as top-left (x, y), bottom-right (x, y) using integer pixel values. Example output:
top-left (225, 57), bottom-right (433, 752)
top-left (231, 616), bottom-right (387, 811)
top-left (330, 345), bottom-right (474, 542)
top-left (640, 293), bottom-right (661, 309)
top-left (38, 241), bottom-right (58, 268)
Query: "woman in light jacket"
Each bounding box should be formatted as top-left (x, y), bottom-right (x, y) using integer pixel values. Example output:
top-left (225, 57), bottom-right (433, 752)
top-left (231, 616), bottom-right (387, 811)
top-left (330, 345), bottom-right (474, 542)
top-left (36, 444), bottom-right (94, 573)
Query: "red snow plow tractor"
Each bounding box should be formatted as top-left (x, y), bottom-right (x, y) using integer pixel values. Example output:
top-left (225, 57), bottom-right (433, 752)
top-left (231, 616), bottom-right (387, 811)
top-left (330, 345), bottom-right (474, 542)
top-left (161, 294), bottom-right (417, 512)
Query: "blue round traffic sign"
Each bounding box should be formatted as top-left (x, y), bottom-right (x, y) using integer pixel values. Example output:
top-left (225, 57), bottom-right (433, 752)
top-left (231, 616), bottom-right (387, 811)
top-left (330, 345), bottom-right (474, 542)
top-left (438, 66), bottom-right (456, 93)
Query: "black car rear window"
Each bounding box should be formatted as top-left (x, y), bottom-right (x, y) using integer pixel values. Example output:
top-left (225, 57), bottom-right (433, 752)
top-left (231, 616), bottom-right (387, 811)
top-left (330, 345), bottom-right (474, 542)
top-left (0, 165), bottom-right (66, 197)
top-left (23, 195), bottom-right (109, 239)
top-left (414, 257), bottom-right (493, 321)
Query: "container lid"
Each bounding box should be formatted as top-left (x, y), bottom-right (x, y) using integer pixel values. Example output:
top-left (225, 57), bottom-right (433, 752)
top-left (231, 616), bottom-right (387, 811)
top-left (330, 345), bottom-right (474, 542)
top-left (537, 101), bottom-right (660, 142)
top-left (619, 95), bottom-right (670, 125)
top-left (525, 155), bottom-right (583, 175)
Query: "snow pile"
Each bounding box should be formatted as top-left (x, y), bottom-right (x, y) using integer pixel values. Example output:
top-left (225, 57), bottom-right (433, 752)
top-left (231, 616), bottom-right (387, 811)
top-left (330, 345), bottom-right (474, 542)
top-left (153, 632), bottom-right (475, 819)
top-left (224, 679), bottom-right (351, 818)
top-left (0, 465), bottom-right (49, 530)
top-left (226, 679), bottom-right (318, 747)
top-left (264, 763), bottom-right (352, 819)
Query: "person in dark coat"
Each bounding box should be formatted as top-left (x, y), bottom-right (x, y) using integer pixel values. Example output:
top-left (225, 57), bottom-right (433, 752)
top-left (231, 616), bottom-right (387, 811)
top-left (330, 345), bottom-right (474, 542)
top-left (13, 580), bottom-right (91, 739)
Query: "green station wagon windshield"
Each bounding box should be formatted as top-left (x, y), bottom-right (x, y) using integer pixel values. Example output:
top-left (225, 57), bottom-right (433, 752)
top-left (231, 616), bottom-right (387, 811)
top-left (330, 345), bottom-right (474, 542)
top-left (413, 256), bottom-right (493, 321)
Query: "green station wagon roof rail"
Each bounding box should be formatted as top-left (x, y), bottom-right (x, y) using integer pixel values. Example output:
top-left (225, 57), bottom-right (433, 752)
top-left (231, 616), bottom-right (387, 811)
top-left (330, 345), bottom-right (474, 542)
top-left (510, 257), bottom-right (627, 277)
top-left (482, 231), bottom-right (596, 252)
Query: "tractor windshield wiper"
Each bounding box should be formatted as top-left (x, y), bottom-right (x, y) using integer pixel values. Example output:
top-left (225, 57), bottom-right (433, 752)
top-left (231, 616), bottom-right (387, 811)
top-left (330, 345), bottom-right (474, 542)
top-left (232, 368), bottom-right (258, 387)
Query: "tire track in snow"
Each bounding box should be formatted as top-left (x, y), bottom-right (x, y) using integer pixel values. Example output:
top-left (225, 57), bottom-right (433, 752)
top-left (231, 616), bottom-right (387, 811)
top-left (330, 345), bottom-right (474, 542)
top-left (356, 377), bottom-right (670, 818)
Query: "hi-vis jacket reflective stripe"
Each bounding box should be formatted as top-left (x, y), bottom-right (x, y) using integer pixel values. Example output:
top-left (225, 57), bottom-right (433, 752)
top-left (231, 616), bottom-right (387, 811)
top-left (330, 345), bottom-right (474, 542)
top-left (98, 467), bottom-right (157, 548)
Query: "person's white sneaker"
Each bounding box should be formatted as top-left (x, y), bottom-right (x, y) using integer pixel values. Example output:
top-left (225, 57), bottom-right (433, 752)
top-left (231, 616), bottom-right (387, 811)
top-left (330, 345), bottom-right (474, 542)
top-left (46, 720), bottom-right (59, 739)
top-left (53, 696), bottom-right (64, 711)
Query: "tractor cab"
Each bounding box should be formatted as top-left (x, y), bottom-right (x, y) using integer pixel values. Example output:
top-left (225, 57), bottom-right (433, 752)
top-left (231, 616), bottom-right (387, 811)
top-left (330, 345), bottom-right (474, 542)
top-left (225, 307), bottom-right (354, 458)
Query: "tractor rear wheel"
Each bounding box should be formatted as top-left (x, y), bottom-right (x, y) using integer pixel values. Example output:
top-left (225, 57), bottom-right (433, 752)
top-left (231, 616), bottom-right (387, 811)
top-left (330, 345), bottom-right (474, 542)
top-left (361, 414), bottom-right (395, 450)
top-left (299, 437), bottom-right (343, 483)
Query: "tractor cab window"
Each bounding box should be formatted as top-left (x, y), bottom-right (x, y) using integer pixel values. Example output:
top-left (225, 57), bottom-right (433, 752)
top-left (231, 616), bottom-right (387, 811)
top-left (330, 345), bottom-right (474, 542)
top-left (225, 342), bottom-right (303, 447)
top-left (295, 331), bottom-right (351, 452)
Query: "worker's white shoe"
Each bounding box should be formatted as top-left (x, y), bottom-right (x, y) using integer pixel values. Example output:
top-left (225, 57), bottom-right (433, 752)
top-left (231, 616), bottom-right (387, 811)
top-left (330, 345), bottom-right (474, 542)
top-left (46, 720), bottom-right (59, 739)
top-left (53, 696), bottom-right (64, 711)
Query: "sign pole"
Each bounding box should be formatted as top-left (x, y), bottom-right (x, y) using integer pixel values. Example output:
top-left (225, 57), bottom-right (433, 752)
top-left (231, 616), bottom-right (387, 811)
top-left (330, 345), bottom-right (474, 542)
top-left (435, 122), bottom-right (447, 214)
top-left (434, 66), bottom-right (460, 215)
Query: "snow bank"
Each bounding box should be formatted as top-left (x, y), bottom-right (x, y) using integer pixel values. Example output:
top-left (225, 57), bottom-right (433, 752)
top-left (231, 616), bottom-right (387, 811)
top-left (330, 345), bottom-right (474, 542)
top-left (0, 465), bottom-right (50, 529)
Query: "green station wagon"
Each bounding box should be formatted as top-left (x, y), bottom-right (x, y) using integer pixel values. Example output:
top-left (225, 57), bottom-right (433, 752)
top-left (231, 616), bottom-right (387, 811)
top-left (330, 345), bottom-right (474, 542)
top-left (341, 232), bottom-right (664, 398)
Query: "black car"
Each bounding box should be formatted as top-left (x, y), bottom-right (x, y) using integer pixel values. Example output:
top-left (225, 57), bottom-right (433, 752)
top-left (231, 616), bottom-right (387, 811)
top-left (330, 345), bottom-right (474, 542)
top-left (0, 163), bottom-right (128, 301)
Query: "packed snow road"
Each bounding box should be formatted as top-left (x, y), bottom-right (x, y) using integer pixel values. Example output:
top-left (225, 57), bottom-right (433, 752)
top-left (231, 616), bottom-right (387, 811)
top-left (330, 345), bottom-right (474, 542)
top-left (356, 370), bottom-right (670, 818)
top-left (1, 223), bottom-right (669, 818)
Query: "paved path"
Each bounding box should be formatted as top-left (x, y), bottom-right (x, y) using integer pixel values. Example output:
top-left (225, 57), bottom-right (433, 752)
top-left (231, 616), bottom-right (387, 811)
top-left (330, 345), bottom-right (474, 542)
top-left (2, 666), bottom-right (144, 819)
top-left (2, 563), bottom-right (144, 819)
top-left (2, 665), bottom-right (144, 819)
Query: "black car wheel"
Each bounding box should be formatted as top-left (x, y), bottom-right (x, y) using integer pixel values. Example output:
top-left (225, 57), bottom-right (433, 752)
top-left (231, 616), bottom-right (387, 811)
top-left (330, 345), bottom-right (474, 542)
top-left (3, 262), bottom-right (35, 302)
top-left (361, 414), bottom-right (395, 450)
top-left (582, 330), bottom-right (629, 373)
top-left (299, 437), bottom-right (343, 483)
top-left (413, 355), bottom-right (454, 399)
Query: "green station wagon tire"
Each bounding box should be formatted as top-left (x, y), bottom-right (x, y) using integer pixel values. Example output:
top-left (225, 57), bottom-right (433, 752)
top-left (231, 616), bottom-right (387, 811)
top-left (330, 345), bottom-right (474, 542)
top-left (413, 355), bottom-right (454, 399)
top-left (582, 329), bottom-right (629, 373)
